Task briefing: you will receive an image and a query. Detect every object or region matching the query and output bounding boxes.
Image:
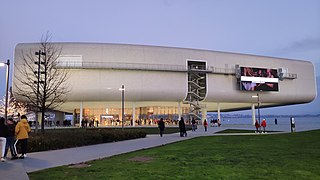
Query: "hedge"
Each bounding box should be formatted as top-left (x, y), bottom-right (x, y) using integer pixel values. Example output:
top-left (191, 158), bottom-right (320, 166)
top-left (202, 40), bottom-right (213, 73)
top-left (26, 128), bottom-right (147, 153)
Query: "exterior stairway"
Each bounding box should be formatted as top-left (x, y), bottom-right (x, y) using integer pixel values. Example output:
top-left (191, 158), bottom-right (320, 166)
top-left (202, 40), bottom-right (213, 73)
top-left (184, 62), bottom-right (207, 123)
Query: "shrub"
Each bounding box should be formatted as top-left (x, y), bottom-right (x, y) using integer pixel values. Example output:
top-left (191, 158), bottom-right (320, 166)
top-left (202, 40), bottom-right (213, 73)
top-left (26, 128), bottom-right (146, 153)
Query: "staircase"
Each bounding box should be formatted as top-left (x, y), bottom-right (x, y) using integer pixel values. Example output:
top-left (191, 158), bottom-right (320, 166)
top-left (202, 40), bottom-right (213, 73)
top-left (184, 62), bottom-right (207, 123)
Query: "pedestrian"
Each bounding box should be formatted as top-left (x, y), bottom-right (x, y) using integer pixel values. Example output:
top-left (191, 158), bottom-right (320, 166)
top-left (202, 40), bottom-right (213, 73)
top-left (81, 119), bottom-right (85, 128)
top-left (96, 120), bottom-right (99, 127)
top-left (14, 115), bottom-right (31, 159)
top-left (85, 119), bottom-right (88, 128)
top-left (255, 119), bottom-right (260, 133)
top-left (290, 117), bottom-right (295, 133)
top-left (275, 118), bottom-right (277, 125)
top-left (0, 117), bottom-right (8, 162)
top-left (191, 119), bottom-right (197, 131)
top-left (158, 118), bottom-right (165, 137)
top-left (4, 118), bottom-right (18, 160)
top-left (261, 119), bottom-right (267, 133)
top-left (203, 119), bottom-right (208, 132)
top-left (179, 117), bottom-right (187, 137)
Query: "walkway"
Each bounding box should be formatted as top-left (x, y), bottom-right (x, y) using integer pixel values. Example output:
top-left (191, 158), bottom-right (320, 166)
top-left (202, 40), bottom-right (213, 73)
top-left (0, 123), bottom-right (318, 180)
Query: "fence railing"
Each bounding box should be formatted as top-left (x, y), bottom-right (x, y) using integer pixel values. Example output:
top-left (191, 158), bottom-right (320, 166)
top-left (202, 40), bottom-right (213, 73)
top-left (56, 61), bottom-right (187, 72)
top-left (55, 60), bottom-right (298, 79)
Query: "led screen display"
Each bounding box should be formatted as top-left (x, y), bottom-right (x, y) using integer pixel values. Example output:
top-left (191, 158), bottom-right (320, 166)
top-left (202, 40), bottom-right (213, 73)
top-left (240, 67), bottom-right (279, 91)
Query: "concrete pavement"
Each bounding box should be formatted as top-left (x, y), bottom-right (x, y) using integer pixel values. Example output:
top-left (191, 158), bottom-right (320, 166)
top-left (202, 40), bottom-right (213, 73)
top-left (0, 123), bottom-right (318, 180)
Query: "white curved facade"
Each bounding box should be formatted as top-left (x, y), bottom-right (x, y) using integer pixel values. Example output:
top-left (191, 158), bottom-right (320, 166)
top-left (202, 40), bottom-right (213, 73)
top-left (13, 43), bottom-right (317, 125)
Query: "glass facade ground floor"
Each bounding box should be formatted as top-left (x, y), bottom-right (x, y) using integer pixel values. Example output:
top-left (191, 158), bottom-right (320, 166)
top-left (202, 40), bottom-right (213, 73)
top-left (74, 106), bottom-right (191, 127)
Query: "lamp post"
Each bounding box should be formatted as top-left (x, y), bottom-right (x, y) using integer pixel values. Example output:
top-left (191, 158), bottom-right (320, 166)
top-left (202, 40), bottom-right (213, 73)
top-left (119, 85), bottom-right (125, 130)
top-left (0, 59), bottom-right (10, 121)
top-left (252, 93), bottom-right (261, 131)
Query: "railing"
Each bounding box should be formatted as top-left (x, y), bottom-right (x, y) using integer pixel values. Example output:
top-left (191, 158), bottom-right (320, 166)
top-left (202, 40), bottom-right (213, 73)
top-left (189, 65), bottom-right (235, 75)
top-left (210, 66), bottom-right (235, 74)
top-left (282, 73), bottom-right (297, 79)
top-left (55, 60), bottom-right (298, 79)
top-left (56, 60), bottom-right (187, 72)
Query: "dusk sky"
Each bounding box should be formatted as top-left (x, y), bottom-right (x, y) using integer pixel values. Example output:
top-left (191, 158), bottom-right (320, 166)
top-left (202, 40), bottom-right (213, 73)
top-left (0, 0), bottom-right (319, 115)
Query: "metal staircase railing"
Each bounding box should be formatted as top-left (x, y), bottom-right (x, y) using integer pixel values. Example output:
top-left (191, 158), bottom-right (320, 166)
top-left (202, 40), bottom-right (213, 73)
top-left (185, 63), bottom-right (207, 123)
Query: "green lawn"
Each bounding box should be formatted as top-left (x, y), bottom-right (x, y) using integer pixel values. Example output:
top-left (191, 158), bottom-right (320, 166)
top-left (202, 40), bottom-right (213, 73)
top-left (215, 129), bottom-right (280, 134)
top-left (29, 130), bottom-right (320, 180)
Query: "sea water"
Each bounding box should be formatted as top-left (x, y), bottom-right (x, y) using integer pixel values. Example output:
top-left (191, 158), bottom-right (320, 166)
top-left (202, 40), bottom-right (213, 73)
top-left (218, 116), bottom-right (320, 132)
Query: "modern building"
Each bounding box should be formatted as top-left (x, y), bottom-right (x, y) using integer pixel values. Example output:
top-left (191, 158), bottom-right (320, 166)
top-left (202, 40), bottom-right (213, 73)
top-left (13, 43), bottom-right (317, 126)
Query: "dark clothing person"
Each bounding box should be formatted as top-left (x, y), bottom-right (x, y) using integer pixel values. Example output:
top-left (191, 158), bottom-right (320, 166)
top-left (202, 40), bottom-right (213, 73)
top-left (217, 119), bottom-right (221, 127)
top-left (158, 118), bottom-right (165, 137)
top-left (255, 120), bottom-right (260, 133)
top-left (275, 118), bottom-right (278, 125)
top-left (81, 120), bottom-right (85, 128)
top-left (191, 119), bottom-right (197, 131)
top-left (85, 120), bottom-right (88, 128)
top-left (96, 120), bottom-right (99, 127)
top-left (0, 117), bottom-right (8, 161)
top-left (4, 118), bottom-right (18, 160)
top-left (179, 118), bottom-right (187, 137)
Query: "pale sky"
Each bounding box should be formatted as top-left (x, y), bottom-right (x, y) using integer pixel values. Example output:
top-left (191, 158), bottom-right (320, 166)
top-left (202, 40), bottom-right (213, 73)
top-left (1, 0), bottom-right (319, 115)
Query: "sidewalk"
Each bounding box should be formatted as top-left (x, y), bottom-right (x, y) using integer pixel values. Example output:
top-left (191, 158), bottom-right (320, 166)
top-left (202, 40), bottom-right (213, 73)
top-left (0, 124), bottom-right (315, 180)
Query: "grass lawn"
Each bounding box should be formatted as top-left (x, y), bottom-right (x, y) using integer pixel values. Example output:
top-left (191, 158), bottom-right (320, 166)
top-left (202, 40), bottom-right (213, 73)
top-left (29, 130), bottom-right (320, 180)
top-left (215, 129), bottom-right (280, 134)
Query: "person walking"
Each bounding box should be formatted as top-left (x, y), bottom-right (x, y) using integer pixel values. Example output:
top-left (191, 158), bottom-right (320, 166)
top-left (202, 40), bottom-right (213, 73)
top-left (191, 119), bottom-right (197, 131)
top-left (179, 117), bottom-right (187, 137)
top-left (290, 117), bottom-right (295, 133)
top-left (261, 119), bottom-right (267, 133)
top-left (96, 120), bottom-right (99, 127)
top-left (217, 119), bottom-right (221, 127)
top-left (14, 115), bottom-right (31, 159)
top-left (4, 118), bottom-right (18, 160)
top-left (203, 119), bottom-right (208, 132)
top-left (158, 118), bottom-right (165, 137)
top-left (0, 117), bottom-right (8, 162)
top-left (255, 119), bottom-right (260, 133)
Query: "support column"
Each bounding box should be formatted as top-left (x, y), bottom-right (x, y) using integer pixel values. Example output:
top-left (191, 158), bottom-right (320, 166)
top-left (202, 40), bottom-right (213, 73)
top-left (201, 107), bottom-right (207, 125)
top-left (178, 101), bottom-right (181, 120)
top-left (132, 102), bottom-right (136, 127)
top-left (79, 102), bottom-right (83, 128)
top-left (251, 103), bottom-right (256, 125)
top-left (73, 109), bottom-right (77, 126)
top-left (217, 103), bottom-right (221, 121)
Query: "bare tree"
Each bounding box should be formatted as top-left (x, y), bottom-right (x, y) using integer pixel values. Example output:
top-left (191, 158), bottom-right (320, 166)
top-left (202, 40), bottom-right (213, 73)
top-left (13, 34), bottom-right (70, 133)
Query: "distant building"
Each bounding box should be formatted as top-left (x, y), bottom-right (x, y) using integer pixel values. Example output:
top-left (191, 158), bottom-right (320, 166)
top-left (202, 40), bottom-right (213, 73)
top-left (13, 43), bottom-right (317, 126)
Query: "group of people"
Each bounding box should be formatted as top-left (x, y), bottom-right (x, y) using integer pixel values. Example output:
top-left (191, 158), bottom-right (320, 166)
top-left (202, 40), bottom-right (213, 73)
top-left (192, 119), bottom-right (220, 132)
top-left (157, 117), bottom-right (188, 137)
top-left (81, 119), bottom-right (98, 128)
top-left (255, 119), bottom-right (267, 133)
top-left (0, 115), bottom-right (31, 162)
top-left (210, 119), bottom-right (221, 127)
top-left (158, 118), bottom-right (216, 137)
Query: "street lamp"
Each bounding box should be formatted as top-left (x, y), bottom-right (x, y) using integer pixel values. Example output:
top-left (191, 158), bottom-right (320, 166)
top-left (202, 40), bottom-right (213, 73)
top-left (252, 93), bottom-right (261, 130)
top-left (0, 59), bottom-right (10, 121)
top-left (119, 85), bottom-right (125, 130)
